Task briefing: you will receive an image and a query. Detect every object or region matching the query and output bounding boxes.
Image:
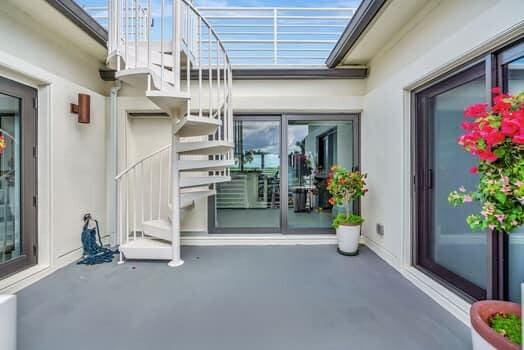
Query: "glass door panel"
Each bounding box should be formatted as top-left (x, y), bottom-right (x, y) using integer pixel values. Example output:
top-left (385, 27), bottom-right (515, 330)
top-left (0, 76), bottom-right (37, 279)
top-left (213, 117), bottom-right (281, 231)
top-left (430, 76), bottom-right (487, 291)
top-left (415, 63), bottom-right (488, 300)
top-left (0, 94), bottom-right (21, 266)
top-left (286, 119), bottom-right (356, 230)
top-left (504, 56), bottom-right (524, 302)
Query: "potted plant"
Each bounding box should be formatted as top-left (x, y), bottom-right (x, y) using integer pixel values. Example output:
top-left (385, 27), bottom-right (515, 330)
top-left (448, 87), bottom-right (523, 349)
top-left (327, 166), bottom-right (367, 255)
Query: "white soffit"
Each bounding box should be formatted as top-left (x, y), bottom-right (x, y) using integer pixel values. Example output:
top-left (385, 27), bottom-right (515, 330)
top-left (341, 0), bottom-right (432, 66)
top-left (5, 0), bottom-right (107, 62)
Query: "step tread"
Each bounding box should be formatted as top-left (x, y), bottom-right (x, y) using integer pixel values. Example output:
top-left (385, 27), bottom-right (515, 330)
top-left (180, 176), bottom-right (231, 188)
top-left (179, 159), bottom-right (234, 171)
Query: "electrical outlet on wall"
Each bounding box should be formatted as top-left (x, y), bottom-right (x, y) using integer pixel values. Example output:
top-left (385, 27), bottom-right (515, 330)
top-left (376, 223), bottom-right (384, 236)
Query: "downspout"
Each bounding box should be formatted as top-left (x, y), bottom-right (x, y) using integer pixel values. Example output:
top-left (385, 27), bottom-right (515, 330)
top-left (108, 81), bottom-right (121, 247)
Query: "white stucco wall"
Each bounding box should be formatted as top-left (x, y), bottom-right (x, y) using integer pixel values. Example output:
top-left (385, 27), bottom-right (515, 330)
top-left (0, 2), bottom-right (110, 292)
top-left (360, 0), bottom-right (524, 270)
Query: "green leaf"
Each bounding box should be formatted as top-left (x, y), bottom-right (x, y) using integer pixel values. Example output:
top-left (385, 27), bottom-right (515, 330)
top-left (495, 192), bottom-right (507, 204)
top-left (493, 148), bottom-right (506, 158)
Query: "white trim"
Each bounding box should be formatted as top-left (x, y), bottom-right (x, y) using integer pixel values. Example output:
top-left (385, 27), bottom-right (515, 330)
top-left (361, 236), bottom-right (471, 326)
top-left (361, 236), bottom-right (400, 269)
top-left (0, 250), bottom-right (82, 294)
top-left (401, 266), bottom-right (471, 325)
top-left (181, 234), bottom-right (341, 246)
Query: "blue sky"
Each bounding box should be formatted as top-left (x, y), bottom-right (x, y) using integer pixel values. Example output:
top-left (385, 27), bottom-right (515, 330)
top-left (78, 0), bottom-right (361, 9)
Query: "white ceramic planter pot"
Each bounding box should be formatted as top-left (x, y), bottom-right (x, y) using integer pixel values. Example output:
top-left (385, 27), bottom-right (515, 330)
top-left (0, 295), bottom-right (16, 350)
top-left (336, 224), bottom-right (360, 256)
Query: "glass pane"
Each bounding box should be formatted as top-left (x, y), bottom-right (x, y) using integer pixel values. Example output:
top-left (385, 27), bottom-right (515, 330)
top-left (431, 77), bottom-right (487, 289)
top-left (287, 120), bottom-right (354, 229)
top-left (215, 119), bottom-right (280, 229)
top-left (0, 93), bottom-right (21, 265)
top-left (506, 56), bottom-right (524, 302)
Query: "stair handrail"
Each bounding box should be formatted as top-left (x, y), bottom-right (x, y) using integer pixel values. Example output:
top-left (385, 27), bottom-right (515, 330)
top-left (115, 144), bottom-right (171, 180)
top-left (115, 144), bottom-right (172, 255)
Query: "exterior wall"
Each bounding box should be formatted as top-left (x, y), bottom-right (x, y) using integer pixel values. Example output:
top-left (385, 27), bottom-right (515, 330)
top-left (0, 2), bottom-right (110, 292)
top-left (118, 79), bottom-right (365, 234)
top-left (359, 0), bottom-right (524, 322)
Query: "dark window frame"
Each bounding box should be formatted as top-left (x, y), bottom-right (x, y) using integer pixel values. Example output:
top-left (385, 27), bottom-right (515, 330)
top-left (208, 113), bottom-right (361, 234)
top-left (0, 76), bottom-right (38, 280)
top-left (412, 37), bottom-right (524, 302)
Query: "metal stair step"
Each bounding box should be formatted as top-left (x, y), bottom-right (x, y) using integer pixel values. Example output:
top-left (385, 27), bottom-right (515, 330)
top-left (179, 159), bottom-right (234, 171)
top-left (180, 176), bottom-right (230, 188)
top-left (174, 115), bottom-right (221, 138)
top-left (176, 140), bottom-right (233, 155)
top-left (120, 238), bottom-right (171, 260)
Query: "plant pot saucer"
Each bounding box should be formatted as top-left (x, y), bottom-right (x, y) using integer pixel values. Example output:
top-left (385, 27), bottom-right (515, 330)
top-left (337, 247), bottom-right (359, 256)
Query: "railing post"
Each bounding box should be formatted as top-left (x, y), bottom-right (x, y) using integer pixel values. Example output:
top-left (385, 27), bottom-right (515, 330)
top-left (273, 8), bottom-right (277, 64)
top-left (168, 117), bottom-right (184, 267)
top-left (174, 0), bottom-right (181, 91)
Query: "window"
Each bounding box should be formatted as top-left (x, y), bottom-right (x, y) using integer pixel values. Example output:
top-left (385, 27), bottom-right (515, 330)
top-left (0, 76), bottom-right (38, 279)
top-left (209, 114), bottom-right (360, 234)
top-left (413, 39), bottom-right (524, 302)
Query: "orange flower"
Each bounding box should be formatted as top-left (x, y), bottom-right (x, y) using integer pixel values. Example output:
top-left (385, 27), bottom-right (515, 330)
top-left (0, 135), bottom-right (6, 154)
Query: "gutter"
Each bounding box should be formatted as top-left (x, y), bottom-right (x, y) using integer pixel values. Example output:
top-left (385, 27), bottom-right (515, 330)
top-left (45, 0), bottom-right (108, 46)
top-left (108, 82), bottom-right (121, 247)
top-left (325, 0), bottom-right (388, 68)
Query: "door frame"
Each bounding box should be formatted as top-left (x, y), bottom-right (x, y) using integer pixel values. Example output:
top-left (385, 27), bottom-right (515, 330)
top-left (0, 76), bottom-right (38, 279)
top-left (411, 37), bottom-right (524, 302)
top-left (208, 114), bottom-right (283, 234)
top-left (208, 112), bottom-right (361, 234)
top-left (412, 61), bottom-right (488, 301)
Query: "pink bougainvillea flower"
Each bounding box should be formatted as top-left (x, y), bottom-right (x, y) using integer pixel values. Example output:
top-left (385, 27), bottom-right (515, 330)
top-left (464, 103), bottom-right (488, 118)
top-left (491, 87), bottom-right (502, 95)
top-left (484, 131), bottom-right (506, 146)
top-left (469, 166), bottom-right (478, 174)
top-left (513, 133), bottom-right (524, 144)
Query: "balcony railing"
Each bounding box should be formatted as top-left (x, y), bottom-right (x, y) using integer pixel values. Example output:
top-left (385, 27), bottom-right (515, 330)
top-left (198, 7), bottom-right (355, 66)
top-left (83, 5), bottom-right (355, 66)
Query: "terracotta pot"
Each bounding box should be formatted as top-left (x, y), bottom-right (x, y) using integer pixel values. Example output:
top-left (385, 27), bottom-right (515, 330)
top-left (470, 300), bottom-right (521, 350)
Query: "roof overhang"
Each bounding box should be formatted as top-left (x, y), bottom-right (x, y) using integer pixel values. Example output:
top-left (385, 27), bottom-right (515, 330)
top-left (45, 0), bottom-right (108, 46)
top-left (326, 0), bottom-right (432, 67)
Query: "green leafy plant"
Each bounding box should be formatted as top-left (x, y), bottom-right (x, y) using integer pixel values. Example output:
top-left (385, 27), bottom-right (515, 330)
top-left (448, 88), bottom-right (524, 233)
top-left (327, 165), bottom-right (368, 227)
top-left (332, 213), bottom-right (364, 228)
top-left (489, 313), bottom-right (522, 345)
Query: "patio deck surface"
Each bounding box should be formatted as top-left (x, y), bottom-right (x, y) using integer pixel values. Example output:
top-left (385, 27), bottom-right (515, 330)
top-left (17, 245), bottom-right (471, 350)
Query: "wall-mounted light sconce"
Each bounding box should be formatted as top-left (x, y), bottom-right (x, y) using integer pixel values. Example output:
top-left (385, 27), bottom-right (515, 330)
top-left (70, 93), bottom-right (91, 124)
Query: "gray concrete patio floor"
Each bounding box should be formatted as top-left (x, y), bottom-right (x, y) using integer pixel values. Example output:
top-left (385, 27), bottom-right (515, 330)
top-left (17, 245), bottom-right (471, 350)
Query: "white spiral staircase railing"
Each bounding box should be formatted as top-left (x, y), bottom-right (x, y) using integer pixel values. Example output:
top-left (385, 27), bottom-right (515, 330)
top-left (108, 0), bottom-right (234, 266)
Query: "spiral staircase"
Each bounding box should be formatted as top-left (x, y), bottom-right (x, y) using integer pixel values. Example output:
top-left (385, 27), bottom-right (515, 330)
top-left (107, 0), bottom-right (233, 266)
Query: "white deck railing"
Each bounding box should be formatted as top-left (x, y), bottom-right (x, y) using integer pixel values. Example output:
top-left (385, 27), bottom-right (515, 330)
top-left (198, 7), bottom-right (355, 66)
top-left (86, 5), bottom-right (355, 66)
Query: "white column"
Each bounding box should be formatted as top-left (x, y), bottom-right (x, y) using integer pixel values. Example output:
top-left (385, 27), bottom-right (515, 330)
top-left (168, 116), bottom-right (183, 267)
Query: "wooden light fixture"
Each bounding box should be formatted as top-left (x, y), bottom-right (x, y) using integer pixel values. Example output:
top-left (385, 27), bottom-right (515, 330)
top-left (70, 93), bottom-right (90, 124)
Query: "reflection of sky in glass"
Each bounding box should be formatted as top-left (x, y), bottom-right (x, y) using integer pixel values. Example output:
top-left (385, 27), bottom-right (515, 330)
top-left (242, 121), bottom-right (279, 154)
top-left (288, 125), bottom-right (307, 152)
top-left (243, 154), bottom-right (279, 169)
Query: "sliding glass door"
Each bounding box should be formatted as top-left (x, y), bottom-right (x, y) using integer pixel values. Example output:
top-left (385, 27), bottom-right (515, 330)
top-left (414, 39), bottom-right (524, 302)
top-left (285, 117), bottom-right (358, 233)
top-left (414, 62), bottom-right (488, 300)
top-left (0, 76), bottom-right (37, 279)
top-left (209, 114), bottom-right (360, 234)
top-left (211, 116), bottom-right (281, 233)
top-left (499, 42), bottom-right (524, 302)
